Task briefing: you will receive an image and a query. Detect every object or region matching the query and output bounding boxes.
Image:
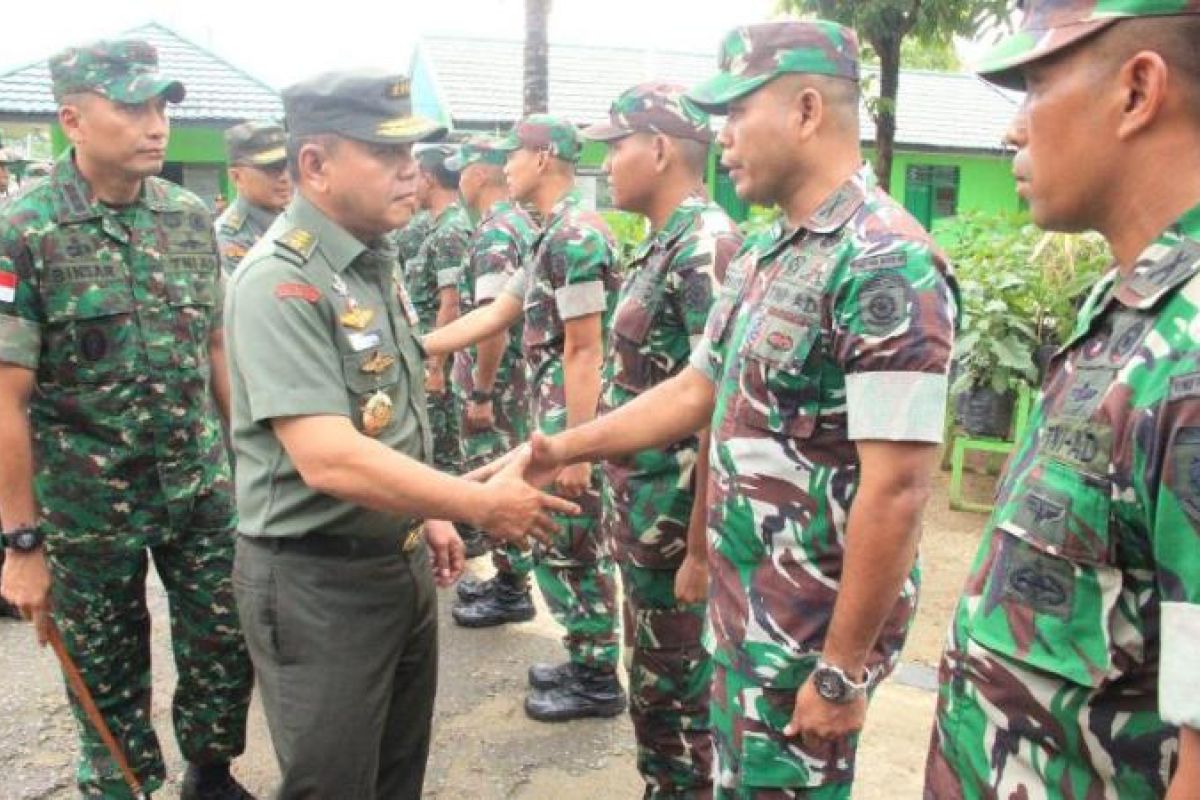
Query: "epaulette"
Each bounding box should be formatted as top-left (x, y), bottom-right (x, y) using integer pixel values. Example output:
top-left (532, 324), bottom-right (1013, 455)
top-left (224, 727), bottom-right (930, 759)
top-left (275, 228), bottom-right (318, 266)
top-left (220, 206), bottom-right (245, 234)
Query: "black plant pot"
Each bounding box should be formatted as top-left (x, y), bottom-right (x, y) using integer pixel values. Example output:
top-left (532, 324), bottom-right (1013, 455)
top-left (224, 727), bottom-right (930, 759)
top-left (956, 387), bottom-right (1016, 438)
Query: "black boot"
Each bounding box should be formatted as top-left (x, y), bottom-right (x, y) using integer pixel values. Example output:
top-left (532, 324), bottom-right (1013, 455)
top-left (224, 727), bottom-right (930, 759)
top-left (455, 574), bottom-right (497, 603)
top-left (180, 763), bottom-right (255, 800)
top-left (457, 525), bottom-right (491, 559)
top-left (451, 572), bottom-right (535, 627)
top-left (524, 665), bottom-right (627, 722)
top-left (527, 660), bottom-right (577, 690)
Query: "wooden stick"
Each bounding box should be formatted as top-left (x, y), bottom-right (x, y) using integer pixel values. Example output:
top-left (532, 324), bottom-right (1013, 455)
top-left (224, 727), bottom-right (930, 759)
top-left (47, 623), bottom-right (146, 798)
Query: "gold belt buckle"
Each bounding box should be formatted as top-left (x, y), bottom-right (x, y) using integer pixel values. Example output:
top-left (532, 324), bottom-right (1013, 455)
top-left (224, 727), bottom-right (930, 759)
top-left (401, 523), bottom-right (424, 553)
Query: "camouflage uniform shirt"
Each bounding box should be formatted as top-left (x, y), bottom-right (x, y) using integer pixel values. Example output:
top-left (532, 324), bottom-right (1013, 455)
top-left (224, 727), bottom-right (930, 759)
top-left (405, 202), bottom-right (470, 333)
top-left (393, 209), bottom-right (433, 273)
top-left (927, 201), bottom-right (1200, 798)
top-left (451, 200), bottom-right (537, 438)
top-left (0, 150), bottom-right (229, 547)
top-left (600, 194), bottom-right (741, 568)
top-left (505, 190), bottom-right (621, 433)
top-left (215, 195), bottom-right (278, 275)
top-left (690, 165), bottom-right (958, 685)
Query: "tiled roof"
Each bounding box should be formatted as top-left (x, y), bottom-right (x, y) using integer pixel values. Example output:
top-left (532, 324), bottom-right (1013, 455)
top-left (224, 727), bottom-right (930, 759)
top-left (415, 35), bottom-right (1021, 154)
top-left (0, 22), bottom-right (282, 123)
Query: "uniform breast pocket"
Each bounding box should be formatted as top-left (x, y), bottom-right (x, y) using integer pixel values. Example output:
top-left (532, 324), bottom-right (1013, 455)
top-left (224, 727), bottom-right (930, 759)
top-left (43, 291), bottom-right (141, 385)
top-left (611, 294), bottom-right (667, 392)
top-left (521, 291), bottom-right (559, 349)
top-left (165, 261), bottom-right (218, 369)
top-left (967, 458), bottom-right (1121, 688)
top-left (737, 312), bottom-right (822, 439)
top-left (342, 349), bottom-right (403, 434)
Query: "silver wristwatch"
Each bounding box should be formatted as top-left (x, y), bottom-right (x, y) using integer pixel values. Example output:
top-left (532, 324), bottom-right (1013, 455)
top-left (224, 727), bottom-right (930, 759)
top-left (812, 659), bottom-right (872, 704)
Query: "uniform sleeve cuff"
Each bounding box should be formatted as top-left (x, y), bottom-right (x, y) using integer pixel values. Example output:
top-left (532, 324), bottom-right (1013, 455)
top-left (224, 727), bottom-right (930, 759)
top-left (1160, 601), bottom-right (1200, 728)
top-left (476, 273), bottom-right (510, 303)
top-left (846, 371), bottom-right (947, 443)
top-left (436, 268), bottom-right (462, 290)
top-left (689, 338), bottom-right (719, 382)
top-left (0, 315), bottom-right (41, 369)
top-left (503, 267), bottom-right (528, 300)
top-left (555, 280), bottom-right (606, 320)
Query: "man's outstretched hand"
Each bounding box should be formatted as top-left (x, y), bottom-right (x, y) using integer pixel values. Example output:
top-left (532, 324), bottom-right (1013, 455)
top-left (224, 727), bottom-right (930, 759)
top-left (475, 445), bottom-right (579, 547)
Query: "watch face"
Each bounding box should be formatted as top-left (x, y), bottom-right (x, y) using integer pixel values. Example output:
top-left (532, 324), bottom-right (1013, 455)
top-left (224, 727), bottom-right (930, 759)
top-left (813, 667), bottom-right (846, 703)
top-left (12, 531), bottom-right (39, 551)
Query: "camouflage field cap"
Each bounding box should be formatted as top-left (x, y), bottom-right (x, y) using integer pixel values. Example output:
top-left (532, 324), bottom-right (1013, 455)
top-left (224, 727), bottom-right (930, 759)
top-left (49, 38), bottom-right (185, 105)
top-left (581, 82), bottom-right (712, 143)
top-left (282, 70), bottom-right (445, 145)
top-left (225, 121), bottom-right (286, 166)
top-left (445, 135), bottom-right (508, 170)
top-left (978, 0), bottom-right (1200, 89)
top-left (496, 114), bottom-right (581, 162)
top-left (687, 20), bottom-right (859, 112)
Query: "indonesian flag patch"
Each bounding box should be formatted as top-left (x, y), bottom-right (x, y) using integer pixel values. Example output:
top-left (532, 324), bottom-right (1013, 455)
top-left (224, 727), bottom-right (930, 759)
top-left (0, 271), bottom-right (16, 303)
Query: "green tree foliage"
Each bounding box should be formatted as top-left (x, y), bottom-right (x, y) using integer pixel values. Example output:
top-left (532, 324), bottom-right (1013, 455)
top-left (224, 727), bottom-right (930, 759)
top-left (778, 0), bottom-right (1007, 191)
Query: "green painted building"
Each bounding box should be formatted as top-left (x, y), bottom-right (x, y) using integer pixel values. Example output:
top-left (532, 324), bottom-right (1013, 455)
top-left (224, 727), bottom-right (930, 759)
top-left (410, 35), bottom-right (1024, 230)
top-left (0, 22), bottom-right (282, 209)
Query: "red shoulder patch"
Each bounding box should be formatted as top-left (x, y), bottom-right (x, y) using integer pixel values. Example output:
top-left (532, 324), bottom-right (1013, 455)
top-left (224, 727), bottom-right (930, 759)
top-left (274, 282), bottom-right (321, 303)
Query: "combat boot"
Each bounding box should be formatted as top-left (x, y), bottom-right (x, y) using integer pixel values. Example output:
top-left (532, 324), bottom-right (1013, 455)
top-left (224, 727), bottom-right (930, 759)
top-left (527, 660), bottom-right (577, 690)
top-left (180, 763), bottom-right (256, 800)
top-left (455, 574), bottom-right (497, 603)
top-left (524, 665), bottom-right (627, 722)
top-left (457, 525), bottom-right (491, 559)
top-left (451, 571), bottom-right (535, 627)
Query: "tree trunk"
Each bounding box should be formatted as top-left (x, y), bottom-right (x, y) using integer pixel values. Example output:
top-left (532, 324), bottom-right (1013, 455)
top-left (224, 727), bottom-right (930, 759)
top-left (873, 35), bottom-right (901, 194)
top-left (523, 0), bottom-right (550, 115)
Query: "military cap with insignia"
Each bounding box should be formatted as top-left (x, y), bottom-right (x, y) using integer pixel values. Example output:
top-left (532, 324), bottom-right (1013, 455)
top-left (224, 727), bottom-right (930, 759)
top-left (49, 38), bottom-right (185, 104)
top-left (582, 81), bottom-right (712, 143)
top-left (282, 71), bottom-right (446, 144)
top-left (687, 20), bottom-right (860, 113)
top-left (495, 114), bottom-right (582, 162)
top-left (977, 0), bottom-right (1200, 90)
top-left (226, 121), bottom-right (287, 166)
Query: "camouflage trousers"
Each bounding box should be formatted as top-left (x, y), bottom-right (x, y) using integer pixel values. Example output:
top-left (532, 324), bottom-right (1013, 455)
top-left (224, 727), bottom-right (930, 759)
top-left (427, 364), bottom-right (461, 474)
top-left (711, 664), bottom-right (856, 799)
top-left (46, 496), bottom-right (253, 798)
top-left (455, 365), bottom-right (535, 578)
top-left (621, 562), bottom-right (713, 798)
top-left (924, 609), bottom-right (1174, 799)
top-left (533, 474), bottom-right (619, 670)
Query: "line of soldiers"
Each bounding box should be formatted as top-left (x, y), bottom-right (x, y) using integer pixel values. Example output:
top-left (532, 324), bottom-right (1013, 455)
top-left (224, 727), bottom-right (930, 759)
top-left (2, 0), bottom-right (1200, 798)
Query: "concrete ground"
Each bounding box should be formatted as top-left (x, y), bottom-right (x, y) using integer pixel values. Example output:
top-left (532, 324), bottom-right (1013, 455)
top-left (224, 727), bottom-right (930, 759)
top-left (0, 471), bottom-right (992, 800)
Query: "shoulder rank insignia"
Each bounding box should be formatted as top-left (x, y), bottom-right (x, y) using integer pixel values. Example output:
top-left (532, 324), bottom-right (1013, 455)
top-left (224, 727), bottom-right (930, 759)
top-left (223, 243), bottom-right (248, 262)
top-left (276, 228), bottom-right (318, 264)
top-left (222, 207), bottom-right (245, 232)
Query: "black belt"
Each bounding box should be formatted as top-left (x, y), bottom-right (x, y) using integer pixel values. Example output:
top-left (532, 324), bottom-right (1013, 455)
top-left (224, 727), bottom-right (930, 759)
top-left (240, 522), bottom-right (424, 559)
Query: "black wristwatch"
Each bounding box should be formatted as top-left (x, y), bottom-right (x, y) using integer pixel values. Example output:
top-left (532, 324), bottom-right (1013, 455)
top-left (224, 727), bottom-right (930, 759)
top-left (1, 525), bottom-right (45, 553)
top-left (812, 660), bottom-right (871, 704)
top-left (471, 389), bottom-right (495, 403)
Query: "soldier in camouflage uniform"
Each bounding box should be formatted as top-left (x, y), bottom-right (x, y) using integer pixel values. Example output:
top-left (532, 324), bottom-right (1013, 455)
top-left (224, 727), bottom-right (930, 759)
top-left (423, 115), bottom-right (626, 720)
top-left (0, 39), bottom-right (254, 800)
top-left (445, 136), bottom-right (541, 627)
top-left (581, 82), bottom-right (743, 797)
top-left (407, 147), bottom-right (471, 476)
top-left (214, 121), bottom-right (291, 275)
top-left (519, 21), bottom-right (958, 797)
top-left (394, 208), bottom-right (433, 269)
top-left (924, 3), bottom-right (1200, 798)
